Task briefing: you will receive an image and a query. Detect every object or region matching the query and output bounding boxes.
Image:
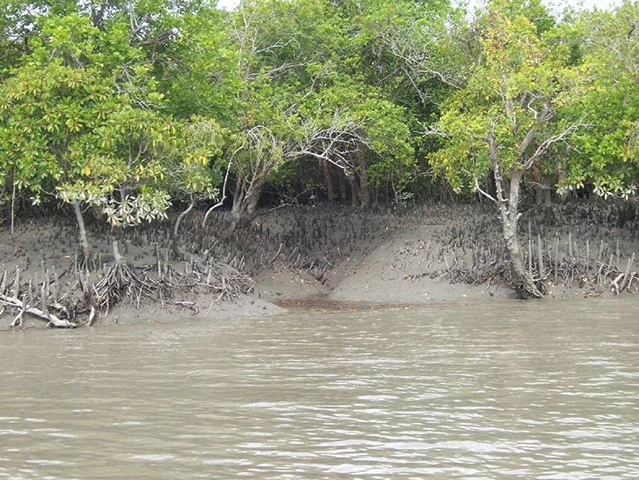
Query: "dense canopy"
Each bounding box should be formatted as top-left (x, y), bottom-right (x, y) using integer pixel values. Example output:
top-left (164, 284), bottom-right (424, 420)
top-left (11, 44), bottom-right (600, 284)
top-left (1, 0), bottom-right (638, 295)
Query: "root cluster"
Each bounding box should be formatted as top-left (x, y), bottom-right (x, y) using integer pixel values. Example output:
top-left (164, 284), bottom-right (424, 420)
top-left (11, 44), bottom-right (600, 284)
top-left (427, 207), bottom-right (639, 296)
top-left (3, 200), bottom-right (639, 328)
top-left (0, 255), bottom-right (252, 328)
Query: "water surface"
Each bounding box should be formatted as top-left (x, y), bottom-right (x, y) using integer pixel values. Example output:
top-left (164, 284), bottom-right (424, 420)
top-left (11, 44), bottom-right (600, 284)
top-left (1, 298), bottom-right (638, 478)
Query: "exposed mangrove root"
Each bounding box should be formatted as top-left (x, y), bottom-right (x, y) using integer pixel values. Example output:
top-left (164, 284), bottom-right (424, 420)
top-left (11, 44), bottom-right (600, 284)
top-left (426, 211), bottom-right (639, 296)
top-left (92, 262), bottom-right (159, 313)
top-left (0, 255), bottom-right (253, 327)
top-left (3, 201), bottom-right (639, 329)
top-left (188, 203), bottom-right (639, 298)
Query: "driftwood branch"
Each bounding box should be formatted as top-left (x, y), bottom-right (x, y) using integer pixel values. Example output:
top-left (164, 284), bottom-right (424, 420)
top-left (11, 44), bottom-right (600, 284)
top-left (1, 293), bottom-right (77, 328)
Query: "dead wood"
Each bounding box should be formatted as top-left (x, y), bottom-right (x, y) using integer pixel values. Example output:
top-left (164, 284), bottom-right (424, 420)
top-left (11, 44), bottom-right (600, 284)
top-left (1, 293), bottom-right (77, 328)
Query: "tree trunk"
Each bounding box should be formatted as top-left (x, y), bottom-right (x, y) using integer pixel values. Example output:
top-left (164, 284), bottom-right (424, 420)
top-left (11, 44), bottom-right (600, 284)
top-left (321, 159), bottom-right (336, 201)
top-left (542, 176), bottom-right (552, 207)
top-left (338, 169), bottom-right (348, 202)
top-left (111, 234), bottom-right (126, 266)
top-left (356, 148), bottom-right (370, 209)
top-left (231, 176), bottom-right (246, 221)
top-left (71, 200), bottom-right (91, 263)
top-left (346, 169), bottom-right (359, 208)
top-left (490, 137), bottom-right (542, 298)
top-left (10, 177), bottom-right (16, 237)
top-left (202, 158), bottom-right (232, 229)
top-left (231, 175), bottom-right (261, 230)
top-left (172, 197), bottom-right (195, 258)
top-left (533, 164), bottom-right (544, 205)
top-left (246, 189), bottom-right (260, 218)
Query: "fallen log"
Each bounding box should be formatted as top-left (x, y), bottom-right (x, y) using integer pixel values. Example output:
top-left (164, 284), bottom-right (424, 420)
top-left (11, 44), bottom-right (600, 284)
top-left (0, 293), bottom-right (76, 328)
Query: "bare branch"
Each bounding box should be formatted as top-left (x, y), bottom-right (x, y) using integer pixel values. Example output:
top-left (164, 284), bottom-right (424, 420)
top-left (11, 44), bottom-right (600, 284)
top-left (422, 125), bottom-right (450, 137)
top-left (284, 111), bottom-right (369, 170)
top-left (376, 19), bottom-right (465, 92)
top-left (473, 176), bottom-right (498, 204)
top-left (519, 102), bottom-right (553, 162)
top-left (523, 123), bottom-right (584, 170)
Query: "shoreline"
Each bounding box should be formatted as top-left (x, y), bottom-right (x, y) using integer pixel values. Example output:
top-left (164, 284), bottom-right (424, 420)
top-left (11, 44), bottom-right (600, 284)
top-left (2, 201), bottom-right (638, 329)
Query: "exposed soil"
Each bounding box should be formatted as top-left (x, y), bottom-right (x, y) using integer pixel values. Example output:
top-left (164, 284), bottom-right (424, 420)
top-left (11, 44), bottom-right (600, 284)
top-left (2, 200), bottom-right (639, 329)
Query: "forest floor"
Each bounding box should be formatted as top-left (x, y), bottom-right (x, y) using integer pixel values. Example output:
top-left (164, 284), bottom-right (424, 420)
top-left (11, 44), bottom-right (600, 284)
top-left (2, 200), bottom-right (639, 329)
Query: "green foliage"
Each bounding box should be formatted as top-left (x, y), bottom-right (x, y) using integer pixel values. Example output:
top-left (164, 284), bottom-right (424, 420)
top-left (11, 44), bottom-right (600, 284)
top-left (222, 0), bottom-right (421, 211)
top-left (0, 11), bottom-right (220, 228)
top-left (2, 0), bottom-right (638, 230)
top-left (157, 7), bottom-right (240, 123)
top-left (560, 2), bottom-right (639, 199)
top-left (430, 6), bottom-right (582, 193)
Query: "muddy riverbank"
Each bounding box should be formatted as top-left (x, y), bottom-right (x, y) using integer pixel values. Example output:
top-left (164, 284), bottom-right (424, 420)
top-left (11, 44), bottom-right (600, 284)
top-left (2, 201), bottom-right (638, 328)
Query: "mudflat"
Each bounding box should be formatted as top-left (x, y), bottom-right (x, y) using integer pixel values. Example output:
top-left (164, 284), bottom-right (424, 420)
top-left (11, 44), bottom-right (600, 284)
top-left (1, 202), bottom-right (638, 328)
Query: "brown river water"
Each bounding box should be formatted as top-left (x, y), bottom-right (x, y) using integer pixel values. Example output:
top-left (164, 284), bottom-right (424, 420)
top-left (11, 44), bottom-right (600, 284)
top-left (1, 298), bottom-right (638, 479)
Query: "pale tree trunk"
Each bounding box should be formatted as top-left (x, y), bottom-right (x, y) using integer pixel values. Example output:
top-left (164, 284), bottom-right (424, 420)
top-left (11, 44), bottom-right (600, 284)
top-left (9, 179), bottom-right (18, 269)
top-left (71, 200), bottom-right (91, 263)
top-left (246, 192), bottom-right (259, 218)
top-left (173, 198), bottom-right (195, 240)
top-left (111, 238), bottom-right (126, 265)
top-left (490, 137), bottom-right (543, 298)
top-left (542, 176), bottom-right (552, 208)
top-left (533, 164), bottom-right (544, 205)
top-left (110, 226), bottom-right (126, 266)
top-left (172, 196), bottom-right (195, 258)
top-left (231, 176), bottom-right (246, 223)
top-left (202, 158), bottom-right (232, 229)
top-left (10, 175), bottom-right (16, 237)
top-left (345, 169), bottom-right (359, 208)
top-left (338, 169), bottom-right (348, 202)
top-left (231, 174), bottom-right (262, 230)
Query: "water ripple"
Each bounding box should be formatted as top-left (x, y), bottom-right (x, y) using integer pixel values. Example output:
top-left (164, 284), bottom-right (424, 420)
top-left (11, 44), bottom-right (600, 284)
top-left (1, 300), bottom-right (639, 478)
